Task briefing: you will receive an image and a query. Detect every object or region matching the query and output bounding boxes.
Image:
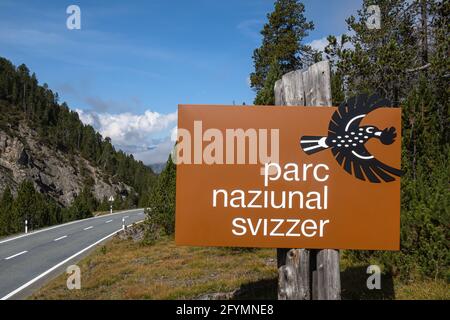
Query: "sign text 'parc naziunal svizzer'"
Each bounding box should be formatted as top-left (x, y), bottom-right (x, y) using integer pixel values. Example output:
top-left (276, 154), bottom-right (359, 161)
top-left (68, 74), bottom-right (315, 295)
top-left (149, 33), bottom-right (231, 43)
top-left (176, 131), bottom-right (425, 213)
top-left (175, 95), bottom-right (401, 250)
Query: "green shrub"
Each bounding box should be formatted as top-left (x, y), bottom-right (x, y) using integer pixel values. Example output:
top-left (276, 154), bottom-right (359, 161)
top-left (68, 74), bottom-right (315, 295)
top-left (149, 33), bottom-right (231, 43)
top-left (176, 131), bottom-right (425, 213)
top-left (345, 85), bottom-right (449, 280)
top-left (144, 156), bottom-right (176, 241)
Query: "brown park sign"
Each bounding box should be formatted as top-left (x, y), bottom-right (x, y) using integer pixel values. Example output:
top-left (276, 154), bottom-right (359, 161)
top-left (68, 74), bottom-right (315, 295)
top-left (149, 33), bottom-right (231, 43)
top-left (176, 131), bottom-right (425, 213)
top-left (175, 97), bottom-right (401, 250)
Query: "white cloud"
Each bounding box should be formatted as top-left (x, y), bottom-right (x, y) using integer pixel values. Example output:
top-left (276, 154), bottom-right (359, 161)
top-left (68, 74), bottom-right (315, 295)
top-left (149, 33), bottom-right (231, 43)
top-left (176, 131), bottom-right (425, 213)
top-left (76, 109), bottom-right (177, 165)
top-left (170, 127), bottom-right (178, 142)
top-left (133, 136), bottom-right (175, 164)
top-left (308, 37), bottom-right (329, 52)
top-left (308, 34), bottom-right (354, 52)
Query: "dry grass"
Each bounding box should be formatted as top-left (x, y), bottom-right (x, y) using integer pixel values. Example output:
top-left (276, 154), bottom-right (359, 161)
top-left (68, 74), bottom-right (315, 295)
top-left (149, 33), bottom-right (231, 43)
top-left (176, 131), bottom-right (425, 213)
top-left (339, 259), bottom-right (449, 300)
top-left (31, 237), bottom-right (449, 300)
top-left (393, 280), bottom-right (449, 300)
top-left (31, 237), bottom-right (277, 300)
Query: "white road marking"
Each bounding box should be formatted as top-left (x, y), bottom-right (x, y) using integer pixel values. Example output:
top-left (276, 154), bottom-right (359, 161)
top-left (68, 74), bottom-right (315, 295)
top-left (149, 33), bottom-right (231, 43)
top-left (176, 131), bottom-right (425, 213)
top-left (0, 229), bottom-right (122, 300)
top-left (5, 251), bottom-right (28, 260)
top-left (83, 226), bottom-right (93, 231)
top-left (0, 209), bottom-right (144, 245)
top-left (53, 235), bottom-right (67, 242)
top-left (105, 220), bottom-right (113, 224)
top-left (123, 216), bottom-right (129, 219)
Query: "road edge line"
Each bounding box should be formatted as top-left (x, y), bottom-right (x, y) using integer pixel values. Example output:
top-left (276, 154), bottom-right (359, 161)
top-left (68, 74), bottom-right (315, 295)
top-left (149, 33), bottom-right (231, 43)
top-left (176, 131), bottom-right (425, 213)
top-left (0, 228), bottom-right (122, 300)
top-left (0, 208), bottom-right (144, 245)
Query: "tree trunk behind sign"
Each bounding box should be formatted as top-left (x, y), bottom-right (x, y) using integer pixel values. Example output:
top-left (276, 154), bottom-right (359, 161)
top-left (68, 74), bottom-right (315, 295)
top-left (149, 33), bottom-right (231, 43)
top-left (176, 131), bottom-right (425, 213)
top-left (274, 60), bottom-right (341, 300)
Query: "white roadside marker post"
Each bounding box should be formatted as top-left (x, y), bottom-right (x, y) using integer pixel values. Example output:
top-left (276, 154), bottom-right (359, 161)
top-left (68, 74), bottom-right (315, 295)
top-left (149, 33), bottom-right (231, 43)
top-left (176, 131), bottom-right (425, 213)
top-left (122, 217), bottom-right (125, 231)
top-left (25, 219), bottom-right (28, 234)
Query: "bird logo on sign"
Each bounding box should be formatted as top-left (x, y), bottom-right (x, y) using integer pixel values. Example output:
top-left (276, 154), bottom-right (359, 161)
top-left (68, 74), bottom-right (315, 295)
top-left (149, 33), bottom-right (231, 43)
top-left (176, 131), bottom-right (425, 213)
top-left (300, 94), bottom-right (403, 183)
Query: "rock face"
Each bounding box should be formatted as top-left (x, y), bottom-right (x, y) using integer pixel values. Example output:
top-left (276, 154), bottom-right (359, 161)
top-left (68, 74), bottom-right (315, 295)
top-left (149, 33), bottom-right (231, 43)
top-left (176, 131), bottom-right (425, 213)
top-left (116, 223), bottom-right (145, 242)
top-left (0, 123), bottom-right (132, 207)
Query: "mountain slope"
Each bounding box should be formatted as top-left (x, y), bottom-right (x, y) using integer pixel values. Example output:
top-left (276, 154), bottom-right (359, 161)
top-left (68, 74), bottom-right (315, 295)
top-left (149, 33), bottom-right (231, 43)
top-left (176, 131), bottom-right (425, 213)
top-left (149, 163), bottom-right (166, 174)
top-left (0, 57), bottom-right (156, 208)
top-left (0, 118), bottom-right (131, 206)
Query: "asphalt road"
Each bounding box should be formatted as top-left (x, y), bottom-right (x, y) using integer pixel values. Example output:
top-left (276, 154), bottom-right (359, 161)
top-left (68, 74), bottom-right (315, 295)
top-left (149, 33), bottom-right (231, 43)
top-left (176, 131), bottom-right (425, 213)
top-left (0, 208), bottom-right (145, 300)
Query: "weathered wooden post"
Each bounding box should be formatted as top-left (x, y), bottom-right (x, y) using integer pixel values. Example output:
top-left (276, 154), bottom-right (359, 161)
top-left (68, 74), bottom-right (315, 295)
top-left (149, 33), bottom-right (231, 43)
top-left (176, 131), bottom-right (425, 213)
top-left (274, 60), bottom-right (341, 300)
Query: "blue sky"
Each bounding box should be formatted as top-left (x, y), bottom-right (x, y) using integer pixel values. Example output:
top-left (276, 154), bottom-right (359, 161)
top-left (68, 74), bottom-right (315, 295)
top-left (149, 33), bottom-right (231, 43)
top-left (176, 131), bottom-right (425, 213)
top-left (0, 0), bottom-right (363, 164)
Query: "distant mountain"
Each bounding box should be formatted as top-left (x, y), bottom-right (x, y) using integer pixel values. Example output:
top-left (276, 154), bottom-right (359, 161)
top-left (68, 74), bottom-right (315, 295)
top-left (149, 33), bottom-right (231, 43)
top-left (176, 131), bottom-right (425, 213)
top-left (149, 163), bottom-right (166, 174)
top-left (0, 57), bottom-right (156, 207)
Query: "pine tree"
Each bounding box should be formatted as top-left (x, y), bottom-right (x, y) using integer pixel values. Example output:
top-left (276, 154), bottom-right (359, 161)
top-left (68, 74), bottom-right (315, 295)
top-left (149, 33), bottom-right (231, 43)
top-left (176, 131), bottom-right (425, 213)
top-left (250, 0), bottom-right (315, 104)
top-left (144, 155), bottom-right (176, 238)
top-left (63, 191), bottom-right (94, 222)
top-left (325, 0), bottom-right (449, 279)
top-left (68, 186), bottom-right (97, 221)
top-left (254, 61), bottom-right (282, 105)
top-left (0, 187), bottom-right (14, 236)
top-left (325, 0), bottom-right (420, 104)
top-left (12, 181), bottom-right (37, 233)
top-left (97, 196), bottom-right (110, 212)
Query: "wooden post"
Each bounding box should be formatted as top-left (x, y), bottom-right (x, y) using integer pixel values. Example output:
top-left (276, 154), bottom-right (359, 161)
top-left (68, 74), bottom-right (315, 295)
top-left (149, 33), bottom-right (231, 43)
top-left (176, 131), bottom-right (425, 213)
top-left (278, 249), bottom-right (310, 300)
top-left (316, 249), bottom-right (341, 300)
top-left (274, 60), bottom-right (341, 300)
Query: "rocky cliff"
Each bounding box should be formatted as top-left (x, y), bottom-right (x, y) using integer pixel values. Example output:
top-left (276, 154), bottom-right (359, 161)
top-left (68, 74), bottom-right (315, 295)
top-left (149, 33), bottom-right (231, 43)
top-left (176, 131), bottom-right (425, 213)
top-left (0, 122), bottom-right (131, 207)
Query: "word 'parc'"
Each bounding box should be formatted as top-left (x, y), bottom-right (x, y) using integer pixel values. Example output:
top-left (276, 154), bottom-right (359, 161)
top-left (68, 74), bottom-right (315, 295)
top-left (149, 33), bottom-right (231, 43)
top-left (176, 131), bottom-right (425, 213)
top-left (213, 162), bottom-right (331, 238)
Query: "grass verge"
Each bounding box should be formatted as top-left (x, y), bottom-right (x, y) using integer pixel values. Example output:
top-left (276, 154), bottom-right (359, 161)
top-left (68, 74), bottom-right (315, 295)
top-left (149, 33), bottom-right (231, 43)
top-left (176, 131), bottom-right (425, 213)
top-left (31, 236), bottom-right (277, 299)
top-left (31, 236), bottom-right (449, 300)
